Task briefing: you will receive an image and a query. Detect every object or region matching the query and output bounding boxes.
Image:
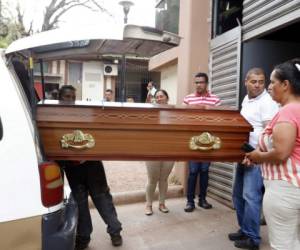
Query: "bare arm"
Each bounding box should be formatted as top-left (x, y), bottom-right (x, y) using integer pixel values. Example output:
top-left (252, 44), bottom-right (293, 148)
top-left (247, 122), bottom-right (296, 164)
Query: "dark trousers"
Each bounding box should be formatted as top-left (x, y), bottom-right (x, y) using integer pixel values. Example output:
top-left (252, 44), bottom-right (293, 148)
top-left (186, 161), bottom-right (210, 205)
top-left (63, 161), bottom-right (122, 238)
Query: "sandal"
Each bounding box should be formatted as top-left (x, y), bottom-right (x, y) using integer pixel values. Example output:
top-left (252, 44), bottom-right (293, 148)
top-left (159, 204), bottom-right (169, 213)
top-left (145, 205), bottom-right (153, 216)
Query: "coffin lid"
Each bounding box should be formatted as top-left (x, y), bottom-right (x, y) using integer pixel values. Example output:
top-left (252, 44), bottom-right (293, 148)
top-left (5, 25), bottom-right (180, 60)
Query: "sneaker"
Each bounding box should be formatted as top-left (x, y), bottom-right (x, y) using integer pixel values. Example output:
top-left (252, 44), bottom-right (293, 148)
top-left (198, 199), bottom-right (212, 209)
top-left (75, 235), bottom-right (90, 250)
top-left (234, 238), bottom-right (259, 250)
top-left (184, 204), bottom-right (195, 212)
top-left (228, 230), bottom-right (247, 241)
top-left (110, 234), bottom-right (123, 247)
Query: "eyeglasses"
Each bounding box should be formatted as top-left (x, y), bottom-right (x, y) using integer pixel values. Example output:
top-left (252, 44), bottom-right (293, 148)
top-left (195, 81), bottom-right (207, 84)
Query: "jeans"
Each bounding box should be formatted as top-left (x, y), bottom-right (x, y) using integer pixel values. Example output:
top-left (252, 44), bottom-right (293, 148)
top-left (63, 161), bottom-right (122, 238)
top-left (186, 161), bottom-right (210, 206)
top-left (232, 164), bottom-right (263, 245)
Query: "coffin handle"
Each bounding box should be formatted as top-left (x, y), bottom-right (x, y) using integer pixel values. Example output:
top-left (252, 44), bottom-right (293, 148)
top-left (189, 132), bottom-right (221, 151)
top-left (61, 130), bottom-right (95, 149)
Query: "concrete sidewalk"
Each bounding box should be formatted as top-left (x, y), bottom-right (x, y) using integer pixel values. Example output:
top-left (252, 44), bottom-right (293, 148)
top-left (111, 185), bottom-right (183, 205)
top-left (88, 197), bottom-right (271, 250)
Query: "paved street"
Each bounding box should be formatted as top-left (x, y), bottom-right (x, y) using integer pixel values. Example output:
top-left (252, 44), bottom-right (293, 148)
top-left (103, 161), bottom-right (148, 193)
top-left (88, 197), bottom-right (271, 250)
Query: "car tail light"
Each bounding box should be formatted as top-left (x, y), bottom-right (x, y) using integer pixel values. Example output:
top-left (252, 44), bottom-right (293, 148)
top-left (39, 161), bottom-right (63, 207)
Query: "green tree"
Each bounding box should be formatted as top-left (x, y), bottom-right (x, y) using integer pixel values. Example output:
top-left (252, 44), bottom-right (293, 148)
top-left (0, 0), bottom-right (10, 48)
top-left (0, 1), bottom-right (33, 47)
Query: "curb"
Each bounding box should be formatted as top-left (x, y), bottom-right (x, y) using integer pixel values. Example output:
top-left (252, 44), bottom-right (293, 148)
top-left (89, 185), bottom-right (184, 207)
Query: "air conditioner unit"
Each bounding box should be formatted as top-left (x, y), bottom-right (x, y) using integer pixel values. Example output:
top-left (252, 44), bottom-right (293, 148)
top-left (103, 64), bottom-right (118, 76)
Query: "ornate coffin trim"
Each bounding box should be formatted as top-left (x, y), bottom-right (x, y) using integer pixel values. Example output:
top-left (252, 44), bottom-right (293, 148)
top-left (61, 130), bottom-right (95, 149)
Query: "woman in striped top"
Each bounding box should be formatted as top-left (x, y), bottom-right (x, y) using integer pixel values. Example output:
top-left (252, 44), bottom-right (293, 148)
top-left (245, 59), bottom-right (300, 250)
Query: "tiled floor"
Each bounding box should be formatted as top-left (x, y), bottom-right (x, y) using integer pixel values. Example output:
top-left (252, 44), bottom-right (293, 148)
top-left (88, 197), bottom-right (271, 250)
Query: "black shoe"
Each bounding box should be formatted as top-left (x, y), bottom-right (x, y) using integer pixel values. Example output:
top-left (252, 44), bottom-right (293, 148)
top-left (228, 230), bottom-right (247, 241)
top-left (198, 199), bottom-right (212, 209)
top-left (110, 234), bottom-right (123, 247)
top-left (184, 204), bottom-right (195, 212)
top-left (75, 235), bottom-right (90, 250)
top-left (234, 238), bottom-right (259, 250)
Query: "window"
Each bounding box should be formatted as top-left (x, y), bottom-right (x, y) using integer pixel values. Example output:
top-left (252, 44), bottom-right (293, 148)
top-left (212, 0), bottom-right (243, 37)
top-left (34, 62), bottom-right (50, 73)
top-left (68, 62), bottom-right (83, 99)
top-left (68, 62), bottom-right (82, 85)
top-left (155, 0), bottom-right (180, 34)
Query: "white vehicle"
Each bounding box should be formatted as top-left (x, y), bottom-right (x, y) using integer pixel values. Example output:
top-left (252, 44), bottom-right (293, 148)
top-left (0, 25), bottom-right (179, 250)
top-left (0, 49), bottom-right (78, 250)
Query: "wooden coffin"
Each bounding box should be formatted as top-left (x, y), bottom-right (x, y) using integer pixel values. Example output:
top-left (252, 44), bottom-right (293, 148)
top-left (36, 101), bottom-right (252, 162)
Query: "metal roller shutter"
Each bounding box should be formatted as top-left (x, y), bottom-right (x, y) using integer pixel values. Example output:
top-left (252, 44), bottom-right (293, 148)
top-left (208, 162), bottom-right (235, 207)
top-left (243, 0), bottom-right (300, 41)
top-left (210, 27), bottom-right (241, 108)
top-left (208, 26), bottom-right (241, 207)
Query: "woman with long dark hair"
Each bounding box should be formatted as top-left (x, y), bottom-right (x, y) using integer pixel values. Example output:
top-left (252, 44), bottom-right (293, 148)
top-left (245, 59), bottom-right (300, 250)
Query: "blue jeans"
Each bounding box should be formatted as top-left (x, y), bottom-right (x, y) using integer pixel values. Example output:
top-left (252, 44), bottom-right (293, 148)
top-left (186, 161), bottom-right (210, 206)
top-left (232, 164), bottom-right (263, 245)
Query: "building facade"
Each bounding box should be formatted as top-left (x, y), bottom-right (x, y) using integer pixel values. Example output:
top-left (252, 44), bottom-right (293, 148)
top-left (34, 57), bottom-right (160, 103)
top-left (151, 0), bottom-right (300, 206)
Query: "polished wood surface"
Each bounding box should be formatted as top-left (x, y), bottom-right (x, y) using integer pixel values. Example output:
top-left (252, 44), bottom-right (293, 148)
top-left (36, 101), bottom-right (252, 162)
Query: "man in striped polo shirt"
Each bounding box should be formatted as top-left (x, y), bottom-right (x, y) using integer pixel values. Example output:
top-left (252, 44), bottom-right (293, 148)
top-left (183, 73), bottom-right (221, 106)
top-left (183, 72), bottom-right (221, 213)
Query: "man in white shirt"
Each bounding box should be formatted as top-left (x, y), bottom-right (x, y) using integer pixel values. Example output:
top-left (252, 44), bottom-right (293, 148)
top-left (228, 68), bottom-right (278, 250)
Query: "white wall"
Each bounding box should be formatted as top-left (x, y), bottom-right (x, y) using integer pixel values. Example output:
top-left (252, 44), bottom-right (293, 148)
top-left (160, 64), bottom-right (178, 105)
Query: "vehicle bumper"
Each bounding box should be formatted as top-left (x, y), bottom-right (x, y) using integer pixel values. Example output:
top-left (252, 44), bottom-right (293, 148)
top-left (42, 194), bottom-right (78, 250)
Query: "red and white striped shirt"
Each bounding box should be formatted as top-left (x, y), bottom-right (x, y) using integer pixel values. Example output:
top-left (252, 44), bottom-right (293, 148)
top-left (259, 103), bottom-right (300, 187)
top-left (183, 92), bottom-right (221, 106)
